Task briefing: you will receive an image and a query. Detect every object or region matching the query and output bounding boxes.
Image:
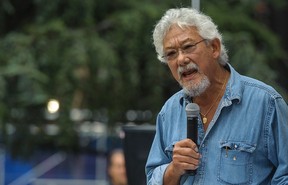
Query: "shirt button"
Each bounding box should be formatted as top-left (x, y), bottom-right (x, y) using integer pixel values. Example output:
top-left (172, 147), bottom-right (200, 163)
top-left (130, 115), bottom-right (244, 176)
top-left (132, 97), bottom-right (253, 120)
top-left (202, 144), bottom-right (205, 148)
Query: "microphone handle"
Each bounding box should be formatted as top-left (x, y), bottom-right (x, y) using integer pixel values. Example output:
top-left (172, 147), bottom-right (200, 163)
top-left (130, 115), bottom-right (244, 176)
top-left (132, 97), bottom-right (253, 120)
top-left (187, 117), bottom-right (198, 142)
top-left (186, 116), bottom-right (198, 175)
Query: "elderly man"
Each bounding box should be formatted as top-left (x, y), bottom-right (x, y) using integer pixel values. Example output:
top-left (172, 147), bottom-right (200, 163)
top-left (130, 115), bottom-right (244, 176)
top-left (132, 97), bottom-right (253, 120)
top-left (145, 8), bottom-right (288, 185)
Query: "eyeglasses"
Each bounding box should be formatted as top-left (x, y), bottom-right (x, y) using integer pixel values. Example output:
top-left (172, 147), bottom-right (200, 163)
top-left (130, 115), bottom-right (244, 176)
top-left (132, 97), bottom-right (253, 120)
top-left (162, 39), bottom-right (207, 62)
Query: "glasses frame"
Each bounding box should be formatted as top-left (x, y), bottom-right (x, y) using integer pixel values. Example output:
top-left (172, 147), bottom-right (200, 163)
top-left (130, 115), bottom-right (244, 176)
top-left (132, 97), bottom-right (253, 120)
top-left (162, 39), bottom-right (207, 62)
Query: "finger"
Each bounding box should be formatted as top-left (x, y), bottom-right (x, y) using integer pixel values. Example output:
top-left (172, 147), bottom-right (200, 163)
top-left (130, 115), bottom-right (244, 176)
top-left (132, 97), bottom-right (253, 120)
top-left (173, 145), bottom-right (200, 158)
top-left (176, 139), bottom-right (198, 151)
top-left (172, 156), bottom-right (200, 171)
top-left (174, 156), bottom-right (200, 166)
top-left (185, 163), bottom-right (199, 170)
top-left (173, 152), bottom-right (201, 166)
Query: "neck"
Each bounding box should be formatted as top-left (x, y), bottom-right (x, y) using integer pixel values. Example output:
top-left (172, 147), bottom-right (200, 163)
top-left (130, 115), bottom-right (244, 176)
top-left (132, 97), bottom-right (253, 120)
top-left (193, 68), bottom-right (229, 109)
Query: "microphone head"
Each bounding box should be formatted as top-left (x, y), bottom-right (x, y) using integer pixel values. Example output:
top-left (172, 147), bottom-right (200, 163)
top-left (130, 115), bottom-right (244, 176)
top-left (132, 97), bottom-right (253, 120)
top-left (185, 103), bottom-right (200, 117)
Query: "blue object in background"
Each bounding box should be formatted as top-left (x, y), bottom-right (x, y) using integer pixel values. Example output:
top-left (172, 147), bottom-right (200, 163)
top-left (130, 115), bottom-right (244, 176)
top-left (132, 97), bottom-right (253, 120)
top-left (2, 150), bottom-right (108, 185)
top-left (4, 154), bottom-right (33, 184)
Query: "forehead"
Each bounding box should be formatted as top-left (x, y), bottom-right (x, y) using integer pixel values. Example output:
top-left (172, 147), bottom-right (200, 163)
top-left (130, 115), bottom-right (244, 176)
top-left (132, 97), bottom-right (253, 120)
top-left (163, 24), bottom-right (200, 47)
top-left (111, 152), bottom-right (124, 163)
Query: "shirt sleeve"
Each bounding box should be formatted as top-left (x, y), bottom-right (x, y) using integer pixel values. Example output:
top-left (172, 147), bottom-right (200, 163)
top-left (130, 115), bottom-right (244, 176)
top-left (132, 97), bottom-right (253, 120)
top-left (146, 113), bottom-right (171, 185)
top-left (268, 97), bottom-right (288, 184)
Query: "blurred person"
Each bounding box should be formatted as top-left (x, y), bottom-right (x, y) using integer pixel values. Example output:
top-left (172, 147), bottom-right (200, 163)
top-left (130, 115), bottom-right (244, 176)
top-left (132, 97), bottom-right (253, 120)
top-left (107, 149), bottom-right (128, 185)
top-left (145, 7), bottom-right (288, 184)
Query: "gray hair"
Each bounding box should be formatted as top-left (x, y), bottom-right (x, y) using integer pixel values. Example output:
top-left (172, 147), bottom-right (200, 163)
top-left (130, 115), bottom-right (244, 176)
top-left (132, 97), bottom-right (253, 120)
top-left (153, 8), bottom-right (228, 65)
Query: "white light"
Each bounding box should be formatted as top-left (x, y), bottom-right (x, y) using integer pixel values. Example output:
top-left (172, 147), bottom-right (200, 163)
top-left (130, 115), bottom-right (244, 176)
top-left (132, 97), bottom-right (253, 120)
top-left (47, 99), bottom-right (60, 113)
top-left (126, 110), bottom-right (137, 121)
top-left (44, 124), bottom-right (60, 136)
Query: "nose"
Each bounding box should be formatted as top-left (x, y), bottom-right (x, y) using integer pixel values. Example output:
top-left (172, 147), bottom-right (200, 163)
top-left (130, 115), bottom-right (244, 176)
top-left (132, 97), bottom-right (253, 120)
top-left (177, 51), bottom-right (190, 66)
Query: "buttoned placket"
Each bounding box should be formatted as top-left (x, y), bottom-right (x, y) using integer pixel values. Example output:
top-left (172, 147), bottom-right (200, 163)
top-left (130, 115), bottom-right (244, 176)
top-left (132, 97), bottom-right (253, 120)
top-left (193, 93), bottom-right (231, 184)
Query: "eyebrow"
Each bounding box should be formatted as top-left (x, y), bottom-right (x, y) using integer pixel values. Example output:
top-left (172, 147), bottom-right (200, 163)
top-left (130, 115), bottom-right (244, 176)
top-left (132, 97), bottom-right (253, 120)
top-left (164, 38), bottom-right (197, 50)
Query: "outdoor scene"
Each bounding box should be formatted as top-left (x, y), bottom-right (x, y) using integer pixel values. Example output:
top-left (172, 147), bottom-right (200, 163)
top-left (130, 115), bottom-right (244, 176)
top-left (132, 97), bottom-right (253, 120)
top-left (0, 0), bottom-right (287, 184)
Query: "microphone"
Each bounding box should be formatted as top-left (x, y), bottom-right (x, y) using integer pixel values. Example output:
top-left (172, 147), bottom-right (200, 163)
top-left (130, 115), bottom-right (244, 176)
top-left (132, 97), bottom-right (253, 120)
top-left (185, 103), bottom-right (200, 175)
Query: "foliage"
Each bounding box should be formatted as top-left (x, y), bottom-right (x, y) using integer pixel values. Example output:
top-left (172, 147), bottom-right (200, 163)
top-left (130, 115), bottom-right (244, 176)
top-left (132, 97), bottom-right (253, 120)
top-left (202, 0), bottom-right (288, 98)
top-left (0, 0), bottom-right (287, 157)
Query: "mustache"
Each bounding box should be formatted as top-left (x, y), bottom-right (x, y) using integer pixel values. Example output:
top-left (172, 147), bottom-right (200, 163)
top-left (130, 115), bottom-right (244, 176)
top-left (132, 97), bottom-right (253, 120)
top-left (178, 63), bottom-right (199, 77)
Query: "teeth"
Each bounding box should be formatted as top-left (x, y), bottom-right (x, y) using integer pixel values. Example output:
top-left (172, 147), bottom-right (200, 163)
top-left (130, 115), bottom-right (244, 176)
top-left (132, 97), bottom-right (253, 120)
top-left (183, 73), bottom-right (190, 76)
top-left (178, 63), bottom-right (198, 78)
top-left (183, 70), bottom-right (194, 76)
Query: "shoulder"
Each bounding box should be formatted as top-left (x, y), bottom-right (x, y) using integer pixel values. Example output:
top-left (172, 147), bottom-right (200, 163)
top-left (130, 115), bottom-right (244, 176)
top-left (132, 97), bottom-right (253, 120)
top-left (240, 75), bottom-right (282, 100)
top-left (229, 65), bottom-right (283, 101)
top-left (159, 90), bottom-right (185, 114)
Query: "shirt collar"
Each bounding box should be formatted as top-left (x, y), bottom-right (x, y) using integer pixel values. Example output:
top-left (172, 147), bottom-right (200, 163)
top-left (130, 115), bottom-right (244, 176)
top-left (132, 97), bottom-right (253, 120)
top-left (179, 90), bottom-right (190, 106)
top-left (225, 64), bottom-right (242, 104)
top-left (179, 63), bottom-right (242, 106)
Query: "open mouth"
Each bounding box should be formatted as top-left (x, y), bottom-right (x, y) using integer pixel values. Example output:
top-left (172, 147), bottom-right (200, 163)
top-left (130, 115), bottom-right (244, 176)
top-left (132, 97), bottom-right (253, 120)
top-left (178, 63), bottom-right (199, 82)
top-left (180, 68), bottom-right (198, 79)
top-left (182, 69), bottom-right (197, 77)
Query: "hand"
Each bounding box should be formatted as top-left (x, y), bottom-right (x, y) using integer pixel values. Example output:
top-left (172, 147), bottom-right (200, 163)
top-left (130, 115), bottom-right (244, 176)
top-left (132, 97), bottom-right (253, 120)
top-left (170, 138), bottom-right (201, 176)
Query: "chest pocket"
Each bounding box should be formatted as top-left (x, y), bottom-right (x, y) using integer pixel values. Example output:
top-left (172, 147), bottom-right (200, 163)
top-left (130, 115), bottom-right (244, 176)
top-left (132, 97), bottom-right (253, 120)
top-left (217, 141), bottom-right (256, 185)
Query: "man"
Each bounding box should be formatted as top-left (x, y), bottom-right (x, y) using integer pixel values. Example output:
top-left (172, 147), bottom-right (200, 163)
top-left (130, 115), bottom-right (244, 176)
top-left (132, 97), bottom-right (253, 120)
top-left (145, 7), bottom-right (288, 184)
top-left (107, 149), bottom-right (128, 185)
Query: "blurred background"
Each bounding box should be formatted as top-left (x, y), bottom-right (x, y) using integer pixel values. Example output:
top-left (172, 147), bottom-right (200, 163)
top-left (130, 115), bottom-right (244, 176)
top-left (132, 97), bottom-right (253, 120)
top-left (0, 0), bottom-right (287, 184)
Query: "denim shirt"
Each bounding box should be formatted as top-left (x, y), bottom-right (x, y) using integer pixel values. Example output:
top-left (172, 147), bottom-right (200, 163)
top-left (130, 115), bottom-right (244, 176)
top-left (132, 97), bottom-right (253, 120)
top-left (145, 65), bottom-right (288, 185)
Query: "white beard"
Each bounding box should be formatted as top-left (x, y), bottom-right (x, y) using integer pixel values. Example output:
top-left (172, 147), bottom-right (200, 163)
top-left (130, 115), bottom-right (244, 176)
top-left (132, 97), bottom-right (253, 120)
top-left (178, 63), bottom-right (210, 97)
top-left (182, 75), bottom-right (210, 97)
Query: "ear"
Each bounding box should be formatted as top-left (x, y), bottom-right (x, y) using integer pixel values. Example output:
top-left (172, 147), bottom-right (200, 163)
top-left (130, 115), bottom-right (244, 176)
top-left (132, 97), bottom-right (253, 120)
top-left (210, 38), bottom-right (221, 59)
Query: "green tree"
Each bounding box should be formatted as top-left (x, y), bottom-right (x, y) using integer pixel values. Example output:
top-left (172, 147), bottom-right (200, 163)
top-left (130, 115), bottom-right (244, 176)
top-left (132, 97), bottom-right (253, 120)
top-left (203, 0), bottom-right (288, 98)
top-left (0, 0), bottom-right (287, 157)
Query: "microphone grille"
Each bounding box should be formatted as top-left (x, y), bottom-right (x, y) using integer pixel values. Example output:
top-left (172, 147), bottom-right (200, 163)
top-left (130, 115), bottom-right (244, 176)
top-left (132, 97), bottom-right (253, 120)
top-left (185, 103), bottom-right (200, 117)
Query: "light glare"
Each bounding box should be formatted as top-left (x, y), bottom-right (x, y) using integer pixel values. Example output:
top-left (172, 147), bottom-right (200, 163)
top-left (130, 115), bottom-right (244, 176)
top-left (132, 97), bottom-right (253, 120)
top-left (47, 99), bottom-right (60, 113)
